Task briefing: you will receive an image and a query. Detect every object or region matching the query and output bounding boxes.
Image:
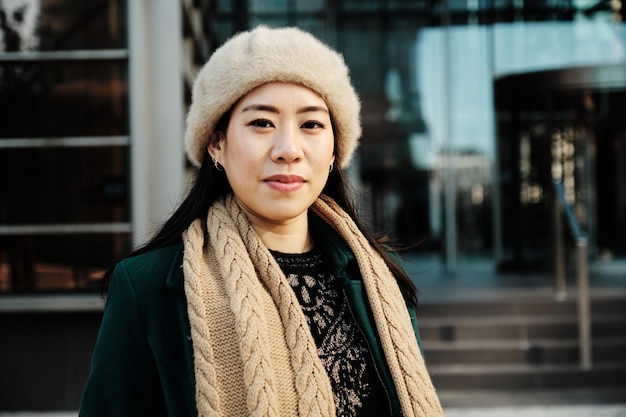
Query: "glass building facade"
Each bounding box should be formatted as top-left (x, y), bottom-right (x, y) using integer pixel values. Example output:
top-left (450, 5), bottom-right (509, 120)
top-left (1, 0), bottom-right (130, 293)
top-left (1, 0), bottom-right (625, 295)
top-left (206, 0), bottom-right (626, 278)
top-left (0, 1), bottom-right (193, 410)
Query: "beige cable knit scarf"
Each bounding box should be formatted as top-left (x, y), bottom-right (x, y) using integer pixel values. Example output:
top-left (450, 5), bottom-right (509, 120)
top-left (182, 194), bottom-right (443, 417)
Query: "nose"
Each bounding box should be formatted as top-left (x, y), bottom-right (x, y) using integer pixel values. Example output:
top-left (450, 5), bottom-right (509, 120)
top-left (270, 124), bottom-right (303, 163)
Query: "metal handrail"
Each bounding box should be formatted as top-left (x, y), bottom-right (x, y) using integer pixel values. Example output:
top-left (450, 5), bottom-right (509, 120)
top-left (552, 180), bottom-right (592, 369)
top-left (552, 181), bottom-right (584, 239)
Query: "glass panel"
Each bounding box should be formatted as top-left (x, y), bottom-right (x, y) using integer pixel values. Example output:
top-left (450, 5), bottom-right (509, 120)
top-left (341, 19), bottom-right (439, 252)
top-left (248, 15), bottom-right (289, 27)
top-left (509, 116), bottom-right (554, 267)
top-left (446, 0), bottom-right (476, 12)
top-left (0, 233), bottom-right (131, 293)
top-left (295, 0), bottom-right (325, 12)
top-left (341, 18), bottom-right (385, 96)
top-left (0, 0), bottom-right (125, 52)
top-left (291, 19), bottom-right (327, 38)
top-left (0, 147), bottom-right (129, 225)
top-left (216, 0), bottom-right (233, 13)
top-left (341, 1), bottom-right (379, 12)
top-left (249, 0), bottom-right (287, 13)
top-left (0, 60), bottom-right (127, 138)
top-left (387, 0), bottom-right (431, 11)
top-left (212, 20), bottom-right (235, 45)
top-left (493, 20), bottom-right (626, 75)
top-left (593, 90), bottom-right (626, 257)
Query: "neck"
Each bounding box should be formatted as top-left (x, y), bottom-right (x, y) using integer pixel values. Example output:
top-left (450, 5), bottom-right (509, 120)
top-left (245, 212), bottom-right (313, 254)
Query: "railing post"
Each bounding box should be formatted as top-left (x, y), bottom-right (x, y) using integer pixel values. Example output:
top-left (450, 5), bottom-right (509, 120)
top-left (577, 237), bottom-right (592, 369)
top-left (553, 192), bottom-right (567, 300)
top-left (552, 181), bottom-right (591, 369)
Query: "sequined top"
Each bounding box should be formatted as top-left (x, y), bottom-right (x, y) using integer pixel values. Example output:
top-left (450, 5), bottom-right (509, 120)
top-left (271, 248), bottom-right (391, 417)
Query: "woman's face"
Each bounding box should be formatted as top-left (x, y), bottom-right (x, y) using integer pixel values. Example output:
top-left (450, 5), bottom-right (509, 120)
top-left (209, 82), bottom-right (336, 228)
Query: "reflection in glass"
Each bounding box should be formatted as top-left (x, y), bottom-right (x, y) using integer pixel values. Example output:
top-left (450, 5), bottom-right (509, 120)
top-left (0, 147), bottom-right (129, 224)
top-left (0, 0), bottom-right (128, 295)
top-left (249, 0), bottom-right (287, 13)
top-left (295, 0), bottom-right (324, 12)
top-left (0, 0), bottom-right (125, 52)
top-left (0, 60), bottom-right (127, 138)
top-left (0, 0), bottom-right (40, 51)
top-left (341, 1), bottom-right (380, 12)
top-left (0, 233), bottom-right (131, 293)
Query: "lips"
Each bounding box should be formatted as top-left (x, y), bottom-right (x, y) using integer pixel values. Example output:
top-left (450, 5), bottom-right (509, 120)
top-left (263, 174), bottom-right (306, 192)
top-left (264, 174), bottom-right (305, 183)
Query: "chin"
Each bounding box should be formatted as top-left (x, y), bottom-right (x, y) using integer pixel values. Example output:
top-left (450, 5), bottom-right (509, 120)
top-left (266, 208), bottom-right (308, 222)
top-left (258, 200), bottom-right (310, 220)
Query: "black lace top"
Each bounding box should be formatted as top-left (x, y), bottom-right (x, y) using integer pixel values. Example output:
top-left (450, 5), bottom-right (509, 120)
top-left (271, 248), bottom-right (391, 417)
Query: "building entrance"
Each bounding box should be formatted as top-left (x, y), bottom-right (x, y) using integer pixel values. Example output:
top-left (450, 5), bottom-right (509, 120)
top-left (495, 64), bottom-right (626, 272)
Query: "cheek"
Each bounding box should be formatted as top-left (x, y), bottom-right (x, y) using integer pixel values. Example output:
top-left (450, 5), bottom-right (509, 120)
top-left (222, 143), bottom-right (262, 189)
top-left (315, 138), bottom-right (336, 164)
top-left (222, 138), bottom-right (256, 165)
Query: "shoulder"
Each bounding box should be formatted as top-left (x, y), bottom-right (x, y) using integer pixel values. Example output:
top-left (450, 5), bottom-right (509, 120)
top-left (112, 243), bottom-right (185, 292)
top-left (118, 243), bottom-right (183, 272)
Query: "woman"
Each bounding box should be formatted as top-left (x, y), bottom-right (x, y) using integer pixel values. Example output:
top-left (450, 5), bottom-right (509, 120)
top-left (79, 26), bottom-right (443, 417)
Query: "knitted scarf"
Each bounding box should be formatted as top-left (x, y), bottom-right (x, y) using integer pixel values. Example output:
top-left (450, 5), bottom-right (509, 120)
top-left (182, 194), bottom-right (443, 417)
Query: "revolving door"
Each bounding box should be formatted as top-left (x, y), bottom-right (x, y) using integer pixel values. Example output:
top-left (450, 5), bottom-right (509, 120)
top-left (495, 64), bottom-right (626, 272)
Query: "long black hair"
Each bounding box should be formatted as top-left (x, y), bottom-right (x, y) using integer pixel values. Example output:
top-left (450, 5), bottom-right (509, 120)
top-left (102, 113), bottom-right (419, 308)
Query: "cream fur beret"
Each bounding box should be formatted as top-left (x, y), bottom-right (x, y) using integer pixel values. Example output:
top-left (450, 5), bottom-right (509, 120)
top-left (184, 25), bottom-right (361, 168)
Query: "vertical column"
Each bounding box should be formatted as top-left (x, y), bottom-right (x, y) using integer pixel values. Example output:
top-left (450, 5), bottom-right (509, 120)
top-left (442, 6), bottom-right (457, 272)
top-left (128, 0), bottom-right (185, 248)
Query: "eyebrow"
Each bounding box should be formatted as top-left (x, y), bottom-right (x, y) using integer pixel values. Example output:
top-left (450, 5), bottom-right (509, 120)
top-left (240, 104), bottom-right (329, 114)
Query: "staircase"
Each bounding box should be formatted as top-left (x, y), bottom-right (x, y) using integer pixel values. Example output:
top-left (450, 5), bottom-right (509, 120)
top-left (418, 291), bottom-right (626, 405)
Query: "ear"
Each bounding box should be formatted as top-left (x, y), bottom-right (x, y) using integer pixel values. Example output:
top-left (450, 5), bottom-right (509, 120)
top-left (207, 132), bottom-right (224, 162)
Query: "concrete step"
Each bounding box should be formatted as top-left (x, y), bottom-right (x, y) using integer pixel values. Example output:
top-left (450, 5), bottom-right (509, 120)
top-left (429, 363), bottom-right (626, 390)
top-left (437, 387), bottom-right (626, 408)
top-left (418, 292), bottom-right (626, 391)
top-left (418, 295), bottom-right (626, 319)
top-left (424, 337), bottom-right (626, 366)
top-left (418, 314), bottom-right (626, 341)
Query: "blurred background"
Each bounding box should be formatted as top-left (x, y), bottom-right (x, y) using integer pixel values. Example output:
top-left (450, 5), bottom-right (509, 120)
top-left (0, 0), bottom-right (625, 413)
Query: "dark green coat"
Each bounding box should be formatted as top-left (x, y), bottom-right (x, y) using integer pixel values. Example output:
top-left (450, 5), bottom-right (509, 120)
top-left (79, 221), bottom-right (422, 416)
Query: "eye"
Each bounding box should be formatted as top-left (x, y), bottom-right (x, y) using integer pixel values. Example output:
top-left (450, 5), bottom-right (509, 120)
top-left (301, 120), bottom-right (325, 129)
top-left (248, 119), bottom-right (274, 128)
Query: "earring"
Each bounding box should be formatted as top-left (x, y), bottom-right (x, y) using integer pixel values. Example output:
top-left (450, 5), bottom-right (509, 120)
top-left (212, 157), bottom-right (224, 171)
top-left (329, 162), bottom-right (334, 173)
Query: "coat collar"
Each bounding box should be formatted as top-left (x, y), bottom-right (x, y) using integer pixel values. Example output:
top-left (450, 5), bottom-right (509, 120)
top-left (165, 243), bottom-right (185, 291)
top-left (309, 213), bottom-right (357, 278)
